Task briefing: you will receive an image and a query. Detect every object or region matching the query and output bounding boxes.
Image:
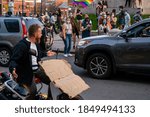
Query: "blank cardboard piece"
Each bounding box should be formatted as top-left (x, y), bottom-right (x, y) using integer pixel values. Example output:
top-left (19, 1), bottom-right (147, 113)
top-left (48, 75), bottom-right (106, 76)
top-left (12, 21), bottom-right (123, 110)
top-left (54, 74), bottom-right (90, 98)
top-left (39, 59), bottom-right (90, 98)
top-left (39, 59), bottom-right (73, 81)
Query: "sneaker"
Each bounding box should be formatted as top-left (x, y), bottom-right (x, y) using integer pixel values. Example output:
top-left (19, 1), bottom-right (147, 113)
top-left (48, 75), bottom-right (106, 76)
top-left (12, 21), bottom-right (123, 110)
top-left (63, 54), bottom-right (68, 57)
top-left (68, 54), bottom-right (73, 57)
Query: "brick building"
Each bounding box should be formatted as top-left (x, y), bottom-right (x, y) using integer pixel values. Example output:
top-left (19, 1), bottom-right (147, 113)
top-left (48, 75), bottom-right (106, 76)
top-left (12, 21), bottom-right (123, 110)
top-left (1, 0), bottom-right (41, 16)
top-left (55, 0), bottom-right (68, 6)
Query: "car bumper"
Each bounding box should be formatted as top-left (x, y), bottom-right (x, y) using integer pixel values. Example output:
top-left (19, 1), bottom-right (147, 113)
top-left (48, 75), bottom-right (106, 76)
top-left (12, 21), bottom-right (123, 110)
top-left (74, 46), bottom-right (85, 68)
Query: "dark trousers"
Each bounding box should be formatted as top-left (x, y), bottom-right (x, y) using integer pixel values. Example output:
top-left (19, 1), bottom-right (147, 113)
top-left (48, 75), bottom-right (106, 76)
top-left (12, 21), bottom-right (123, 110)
top-left (22, 82), bottom-right (37, 100)
top-left (34, 67), bottom-right (53, 100)
top-left (125, 0), bottom-right (131, 7)
top-left (53, 24), bottom-right (58, 34)
top-left (22, 67), bottom-right (52, 100)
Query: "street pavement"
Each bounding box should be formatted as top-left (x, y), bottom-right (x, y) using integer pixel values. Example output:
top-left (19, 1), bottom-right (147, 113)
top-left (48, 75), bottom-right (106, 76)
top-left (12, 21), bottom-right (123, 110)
top-left (1, 54), bottom-right (150, 100)
top-left (1, 33), bottom-right (150, 100)
top-left (51, 33), bottom-right (76, 53)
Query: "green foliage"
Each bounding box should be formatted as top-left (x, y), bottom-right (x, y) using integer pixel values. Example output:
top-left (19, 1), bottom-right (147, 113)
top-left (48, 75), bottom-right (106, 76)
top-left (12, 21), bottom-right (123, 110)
top-left (87, 14), bottom-right (150, 30)
top-left (88, 14), bottom-right (98, 30)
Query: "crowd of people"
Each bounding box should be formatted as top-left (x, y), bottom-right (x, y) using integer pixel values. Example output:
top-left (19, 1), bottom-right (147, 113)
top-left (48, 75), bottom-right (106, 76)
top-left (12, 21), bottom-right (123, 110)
top-left (7, 0), bottom-right (147, 100)
top-left (28, 0), bottom-right (145, 57)
top-left (125, 0), bottom-right (142, 8)
top-left (35, 8), bottom-right (93, 57)
top-left (96, 0), bottom-right (143, 34)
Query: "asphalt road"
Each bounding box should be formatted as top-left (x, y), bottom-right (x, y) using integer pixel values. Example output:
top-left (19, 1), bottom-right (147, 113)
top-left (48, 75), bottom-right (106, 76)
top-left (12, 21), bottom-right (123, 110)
top-left (1, 54), bottom-right (150, 100)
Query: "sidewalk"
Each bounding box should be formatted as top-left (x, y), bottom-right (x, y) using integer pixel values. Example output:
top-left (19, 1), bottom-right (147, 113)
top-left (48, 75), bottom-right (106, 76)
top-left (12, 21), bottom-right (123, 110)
top-left (51, 31), bottom-right (98, 54)
top-left (51, 34), bottom-right (75, 54)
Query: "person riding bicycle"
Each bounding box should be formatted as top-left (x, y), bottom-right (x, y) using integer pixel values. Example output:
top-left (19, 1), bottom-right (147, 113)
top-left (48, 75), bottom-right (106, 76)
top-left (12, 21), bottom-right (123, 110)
top-left (9, 24), bottom-right (55, 100)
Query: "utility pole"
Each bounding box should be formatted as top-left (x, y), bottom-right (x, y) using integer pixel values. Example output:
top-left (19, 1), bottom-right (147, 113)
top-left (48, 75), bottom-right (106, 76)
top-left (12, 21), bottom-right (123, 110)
top-left (34, 0), bottom-right (36, 15)
top-left (22, 0), bottom-right (24, 15)
top-left (40, 0), bottom-right (43, 15)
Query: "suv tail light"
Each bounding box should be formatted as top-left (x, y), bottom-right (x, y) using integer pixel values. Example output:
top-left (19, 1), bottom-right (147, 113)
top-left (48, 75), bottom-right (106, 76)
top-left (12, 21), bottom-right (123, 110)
top-left (21, 20), bottom-right (27, 38)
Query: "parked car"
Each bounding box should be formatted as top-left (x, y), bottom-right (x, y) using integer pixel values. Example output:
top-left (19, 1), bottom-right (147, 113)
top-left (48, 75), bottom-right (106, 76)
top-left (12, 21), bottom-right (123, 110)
top-left (0, 16), bottom-right (51, 67)
top-left (75, 18), bottom-right (150, 79)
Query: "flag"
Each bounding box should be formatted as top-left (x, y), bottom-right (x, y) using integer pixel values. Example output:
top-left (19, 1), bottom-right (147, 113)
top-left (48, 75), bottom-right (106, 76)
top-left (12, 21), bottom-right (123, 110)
top-left (73, 0), bottom-right (94, 8)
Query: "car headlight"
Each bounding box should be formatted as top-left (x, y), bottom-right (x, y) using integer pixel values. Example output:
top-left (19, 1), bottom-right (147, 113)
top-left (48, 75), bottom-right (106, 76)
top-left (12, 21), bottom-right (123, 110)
top-left (78, 40), bottom-right (91, 46)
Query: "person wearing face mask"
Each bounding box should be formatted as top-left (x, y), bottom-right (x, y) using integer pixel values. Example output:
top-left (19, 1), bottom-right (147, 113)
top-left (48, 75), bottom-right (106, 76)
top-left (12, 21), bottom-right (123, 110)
top-left (81, 14), bottom-right (92, 38)
top-left (62, 17), bottom-right (73, 57)
top-left (117, 6), bottom-right (125, 30)
top-left (9, 24), bottom-right (55, 100)
top-left (69, 12), bottom-right (79, 49)
top-left (76, 9), bottom-right (83, 31)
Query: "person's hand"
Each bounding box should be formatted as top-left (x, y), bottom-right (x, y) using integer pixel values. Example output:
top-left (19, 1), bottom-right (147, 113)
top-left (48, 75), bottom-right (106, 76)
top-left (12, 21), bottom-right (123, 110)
top-left (12, 68), bottom-right (18, 80)
top-left (47, 51), bottom-right (56, 57)
top-left (88, 24), bottom-right (91, 27)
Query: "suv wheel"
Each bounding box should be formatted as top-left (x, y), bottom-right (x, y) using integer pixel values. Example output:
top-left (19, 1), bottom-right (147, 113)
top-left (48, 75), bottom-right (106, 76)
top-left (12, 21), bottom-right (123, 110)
top-left (0, 48), bottom-right (11, 67)
top-left (86, 53), bottom-right (112, 79)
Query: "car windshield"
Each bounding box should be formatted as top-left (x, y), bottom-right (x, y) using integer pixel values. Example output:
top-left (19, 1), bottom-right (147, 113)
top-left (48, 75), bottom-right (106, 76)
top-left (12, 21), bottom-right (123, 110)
top-left (23, 18), bottom-right (44, 29)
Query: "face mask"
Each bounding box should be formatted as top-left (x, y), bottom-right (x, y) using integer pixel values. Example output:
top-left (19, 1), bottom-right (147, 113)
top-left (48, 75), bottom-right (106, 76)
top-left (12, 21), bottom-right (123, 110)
top-left (67, 21), bottom-right (70, 24)
top-left (70, 13), bottom-right (73, 17)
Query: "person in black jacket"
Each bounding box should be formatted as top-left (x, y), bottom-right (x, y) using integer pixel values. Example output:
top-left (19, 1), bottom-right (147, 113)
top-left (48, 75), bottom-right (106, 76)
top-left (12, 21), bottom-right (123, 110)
top-left (9, 24), bottom-right (55, 100)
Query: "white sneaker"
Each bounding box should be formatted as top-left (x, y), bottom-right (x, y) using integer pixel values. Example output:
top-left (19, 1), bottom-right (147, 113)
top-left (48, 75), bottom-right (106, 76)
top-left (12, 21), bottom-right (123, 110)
top-left (68, 54), bottom-right (73, 57)
top-left (63, 54), bottom-right (68, 57)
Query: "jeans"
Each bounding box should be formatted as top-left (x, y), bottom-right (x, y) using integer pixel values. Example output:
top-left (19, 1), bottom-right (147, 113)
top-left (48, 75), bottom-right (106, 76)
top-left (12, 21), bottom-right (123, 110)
top-left (64, 34), bottom-right (72, 54)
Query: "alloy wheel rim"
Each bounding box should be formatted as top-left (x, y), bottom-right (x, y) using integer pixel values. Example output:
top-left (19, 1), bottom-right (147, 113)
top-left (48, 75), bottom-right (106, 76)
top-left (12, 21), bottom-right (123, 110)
top-left (90, 57), bottom-right (108, 76)
top-left (0, 50), bottom-right (10, 65)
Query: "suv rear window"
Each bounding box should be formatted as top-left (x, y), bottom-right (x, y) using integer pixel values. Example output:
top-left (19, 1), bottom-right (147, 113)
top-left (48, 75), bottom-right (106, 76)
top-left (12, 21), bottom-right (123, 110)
top-left (4, 19), bottom-right (20, 33)
top-left (24, 18), bottom-right (44, 29)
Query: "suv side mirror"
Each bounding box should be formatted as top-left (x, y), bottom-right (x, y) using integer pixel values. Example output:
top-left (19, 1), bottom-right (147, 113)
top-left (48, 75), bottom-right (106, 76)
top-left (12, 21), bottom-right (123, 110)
top-left (120, 31), bottom-right (127, 38)
top-left (120, 31), bottom-right (128, 41)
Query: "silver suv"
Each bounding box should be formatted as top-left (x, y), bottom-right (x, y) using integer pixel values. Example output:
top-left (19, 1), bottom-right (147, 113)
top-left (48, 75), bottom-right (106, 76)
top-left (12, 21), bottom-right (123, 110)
top-left (0, 16), bottom-right (44, 67)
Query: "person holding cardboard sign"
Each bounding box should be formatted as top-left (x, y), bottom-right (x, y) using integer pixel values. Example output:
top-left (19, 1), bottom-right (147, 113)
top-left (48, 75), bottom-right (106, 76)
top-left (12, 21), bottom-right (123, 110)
top-left (9, 24), bottom-right (55, 100)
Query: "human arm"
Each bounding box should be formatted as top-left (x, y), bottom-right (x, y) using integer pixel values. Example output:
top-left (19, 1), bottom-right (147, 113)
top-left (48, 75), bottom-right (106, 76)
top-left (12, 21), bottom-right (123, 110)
top-left (9, 42), bottom-right (27, 79)
top-left (62, 23), bottom-right (66, 39)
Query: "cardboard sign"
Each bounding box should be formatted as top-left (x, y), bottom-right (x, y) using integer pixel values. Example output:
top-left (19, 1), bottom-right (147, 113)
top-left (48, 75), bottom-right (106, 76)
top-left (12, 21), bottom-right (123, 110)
top-left (39, 59), bottom-right (90, 98)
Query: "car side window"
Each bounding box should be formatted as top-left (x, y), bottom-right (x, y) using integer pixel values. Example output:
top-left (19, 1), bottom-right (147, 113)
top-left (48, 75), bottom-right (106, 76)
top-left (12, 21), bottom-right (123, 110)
top-left (4, 19), bottom-right (20, 33)
top-left (138, 26), bottom-right (150, 37)
top-left (126, 24), bottom-right (146, 38)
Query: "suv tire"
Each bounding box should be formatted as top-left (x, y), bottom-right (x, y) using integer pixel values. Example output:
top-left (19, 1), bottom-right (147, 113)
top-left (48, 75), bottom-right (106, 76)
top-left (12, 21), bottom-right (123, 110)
top-left (86, 53), bottom-right (112, 79)
top-left (0, 48), bottom-right (11, 67)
